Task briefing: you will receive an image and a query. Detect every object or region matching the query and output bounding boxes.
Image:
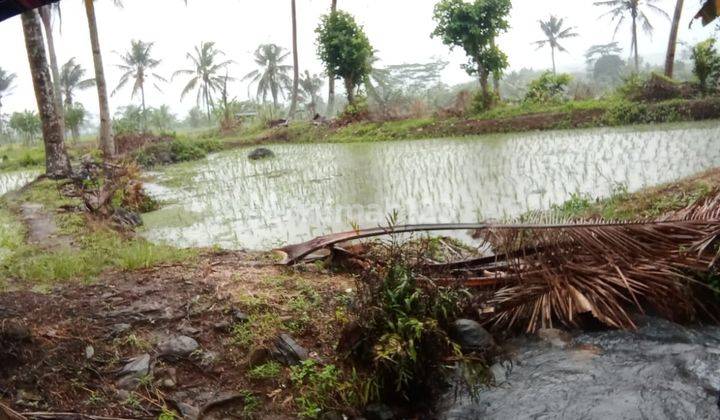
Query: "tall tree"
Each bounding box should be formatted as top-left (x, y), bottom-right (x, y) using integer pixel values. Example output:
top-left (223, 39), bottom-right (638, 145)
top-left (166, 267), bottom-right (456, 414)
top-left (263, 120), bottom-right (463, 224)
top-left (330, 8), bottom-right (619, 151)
top-left (594, 0), bottom-right (670, 72)
top-left (60, 58), bottom-right (95, 108)
top-left (84, 0), bottom-right (115, 157)
top-left (112, 40), bottom-right (166, 129)
top-left (534, 15), bottom-right (579, 74)
top-left (173, 41), bottom-right (232, 122)
top-left (21, 9), bottom-right (71, 178)
top-left (38, 4), bottom-right (65, 135)
top-left (432, 0), bottom-right (512, 107)
top-left (288, 0), bottom-right (300, 118)
top-left (0, 68), bottom-right (16, 132)
top-left (665, 0), bottom-right (684, 77)
top-left (326, 0), bottom-right (338, 117)
top-left (316, 11), bottom-right (374, 105)
top-left (243, 44), bottom-right (293, 108)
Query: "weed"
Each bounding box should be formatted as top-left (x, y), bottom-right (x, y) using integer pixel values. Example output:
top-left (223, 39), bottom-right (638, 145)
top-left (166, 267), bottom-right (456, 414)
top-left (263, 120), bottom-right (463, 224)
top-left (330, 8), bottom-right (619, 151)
top-left (247, 361), bottom-right (283, 380)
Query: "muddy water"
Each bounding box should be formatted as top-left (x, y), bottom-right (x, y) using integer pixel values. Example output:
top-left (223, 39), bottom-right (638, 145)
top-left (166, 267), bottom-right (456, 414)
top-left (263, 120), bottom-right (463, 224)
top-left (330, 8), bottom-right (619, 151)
top-left (142, 122), bottom-right (720, 250)
top-left (0, 170), bottom-right (37, 196)
top-left (439, 317), bottom-right (720, 419)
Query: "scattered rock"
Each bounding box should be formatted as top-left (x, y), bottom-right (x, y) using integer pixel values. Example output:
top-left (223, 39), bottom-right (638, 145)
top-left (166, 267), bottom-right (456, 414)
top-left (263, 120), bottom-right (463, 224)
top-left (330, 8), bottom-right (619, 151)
top-left (157, 335), bottom-right (199, 360)
top-left (213, 321), bottom-right (232, 332)
top-left (119, 354), bottom-right (151, 377)
top-left (537, 328), bottom-right (572, 349)
top-left (364, 403), bottom-right (395, 420)
top-left (178, 324), bottom-right (200, 336)
top-left (85, 345), bottom-right (95, 360)
top-left (109, 323), bottom-right (131, 337)
top-left (451, 319), bottom-right (495, 353)
top-left (175, 402), bottom-right (200, 420)
top-left (232, 309), bottom-right (249, 323)
top-left (248, 148), bottom-right (275, 160)
top-left (272, 334), bottom-right (309, 365)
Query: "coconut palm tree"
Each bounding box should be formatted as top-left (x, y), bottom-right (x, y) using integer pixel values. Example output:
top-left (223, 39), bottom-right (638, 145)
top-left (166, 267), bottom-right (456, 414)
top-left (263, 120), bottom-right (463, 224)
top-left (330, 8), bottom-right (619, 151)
top-left (288, 0), bottom-right (300, 118)
top-left (39, 4), bottom-right (64, 134)
top-left (243, 44), bottom-right (293, 108)
top-left (299, 71), bottom-right (324, 116)
top-left (664, 0), bottom-right (684, 77)
top-left (112, 40), bottom-right (166, 129)
top-left (0, 68), bottom-right (16, 130)
top-left (173, 41), bottom-right (233, 122)
top-left (594, 0), bottom-right (669, 72)
top-left (534, 16), bottom-right (579, 74)
top-left (21, 9), bottom-right (71, 178)
top-left (60, 58), bottom-right (95, 108)
top-left (327, 0), bottom-right (338, 117)
top-left (84, 0), bottom-right (121, 157)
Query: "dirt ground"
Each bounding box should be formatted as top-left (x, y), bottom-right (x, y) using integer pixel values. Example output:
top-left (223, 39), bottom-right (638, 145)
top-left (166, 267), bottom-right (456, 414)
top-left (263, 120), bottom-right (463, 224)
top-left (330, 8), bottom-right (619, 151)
top-left (0, 249), bottom-right (355, 419)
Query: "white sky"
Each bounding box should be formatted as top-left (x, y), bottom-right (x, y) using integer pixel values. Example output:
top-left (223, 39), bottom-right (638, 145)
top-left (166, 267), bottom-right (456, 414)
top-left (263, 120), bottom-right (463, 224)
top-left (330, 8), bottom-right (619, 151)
top-left (0, 0), bottom-right (717, 119)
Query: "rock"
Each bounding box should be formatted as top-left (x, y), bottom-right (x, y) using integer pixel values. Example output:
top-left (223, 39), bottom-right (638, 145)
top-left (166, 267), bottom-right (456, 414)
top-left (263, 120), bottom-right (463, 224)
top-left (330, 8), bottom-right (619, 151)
top-left (157, 335), bottom-right (199, 360)
top-left (248, 148), bottom-right (275, 160)
top-left (85, 345), bottom-right (95, 360)
top-left (119, 354), bottom-right (151, 377)
top-left (178, 324), bottom-right (200, 336)
top-left (161, 378), bottom-right (176, 389)
top-left (272, 334), bottom-right (309, 366)
top-left (232, 309), bottom-right (249, 323)
top-left (200, 350), bottom-right (219, 367)
top-left (109, 323), bottom-right (131, 337)
top-left (175, 402), bottom-right (200, 420)
top-left (537, 328), bottom-right (572, 348)
top-left (451, 319), bottom-right (495, 353)
top-left (213, 321), bottom-right (232, 332)
top-left (364, 403), bottom-right (395, 420)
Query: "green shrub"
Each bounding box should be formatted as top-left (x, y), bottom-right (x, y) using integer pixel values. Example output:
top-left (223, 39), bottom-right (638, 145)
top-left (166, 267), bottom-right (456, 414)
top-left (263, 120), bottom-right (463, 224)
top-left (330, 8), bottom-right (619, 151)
top-left (523, 71), bottom-right (572, 104)
top-left (691, 39), bottom-right (720, 94)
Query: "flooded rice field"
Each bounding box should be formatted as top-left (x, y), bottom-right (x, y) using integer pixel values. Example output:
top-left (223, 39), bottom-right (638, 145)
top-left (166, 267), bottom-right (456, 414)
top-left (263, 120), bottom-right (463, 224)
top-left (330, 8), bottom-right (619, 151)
top-left (142, 122), bottom-right (720, 250)
top-left (0, 170), bottom-right (38, 196)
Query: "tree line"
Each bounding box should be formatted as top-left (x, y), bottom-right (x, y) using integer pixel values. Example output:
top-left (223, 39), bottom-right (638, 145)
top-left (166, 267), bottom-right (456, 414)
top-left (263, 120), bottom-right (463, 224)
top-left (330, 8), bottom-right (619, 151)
top-left (0, 0), bottom-right (717, 178)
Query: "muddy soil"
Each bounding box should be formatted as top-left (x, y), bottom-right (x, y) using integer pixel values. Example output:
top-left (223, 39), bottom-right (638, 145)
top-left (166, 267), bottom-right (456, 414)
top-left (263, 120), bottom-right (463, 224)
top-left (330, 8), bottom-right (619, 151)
top-left (0, 251), bottom-right (353, 419)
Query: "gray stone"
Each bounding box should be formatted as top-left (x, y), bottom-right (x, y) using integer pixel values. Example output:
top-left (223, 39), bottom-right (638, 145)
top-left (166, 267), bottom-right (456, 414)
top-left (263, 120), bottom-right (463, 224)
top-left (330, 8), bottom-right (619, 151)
top-left (272, 334), bottom-right (309, 365)
top-left (110, 323), bottom-right (132, 337)
top-left (157, 335), bottom-right (199, 359)
top-left (119, 354), bottom-right (150, 377)
top-left (232, 309), bottom-right (249, 323)
top-left (451, 319), bottom-right (495, 353)
top-left (248, 148), bottom-right (275, 160)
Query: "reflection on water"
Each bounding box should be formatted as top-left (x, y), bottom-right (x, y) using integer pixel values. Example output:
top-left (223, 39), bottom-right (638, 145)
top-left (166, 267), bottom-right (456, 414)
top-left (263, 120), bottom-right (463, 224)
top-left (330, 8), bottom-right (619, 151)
top-left (142, 122), bottom-right (720, 250)
top-left (0, 170), bottom-right (38, 196)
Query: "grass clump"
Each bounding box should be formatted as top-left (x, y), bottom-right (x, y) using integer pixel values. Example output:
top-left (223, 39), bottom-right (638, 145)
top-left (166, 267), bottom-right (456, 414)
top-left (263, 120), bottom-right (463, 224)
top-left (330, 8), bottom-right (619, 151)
top-left (134, 138), bottom-right (222, 167)
top-left (247, 361), bottom-right (283, 380)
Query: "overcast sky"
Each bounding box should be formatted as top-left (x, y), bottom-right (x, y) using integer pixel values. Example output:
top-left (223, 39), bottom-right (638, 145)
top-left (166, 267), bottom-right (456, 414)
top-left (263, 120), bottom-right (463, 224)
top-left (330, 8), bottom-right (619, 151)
top-left (0, 0), bottom-right (717, 119)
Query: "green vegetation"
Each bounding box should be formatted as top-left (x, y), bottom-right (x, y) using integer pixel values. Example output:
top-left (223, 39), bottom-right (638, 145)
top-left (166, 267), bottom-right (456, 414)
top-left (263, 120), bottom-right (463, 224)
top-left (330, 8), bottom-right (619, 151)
top-left (691, 38), bottom-right (720, 94)
top-left (247, 361), bottom-right (283, 380)
top-left (548, 171), bottom-right (720, 220)
top-left (316, 11), bottom-right (373, 106)
top-left (524, 71), bottom-right (573, 104)
top-left (0, 180), bottom-right (195, 288)
top-left (134, 137), bottom-right (222, 167)
top-left (432, 0), bottom-right (511, 107)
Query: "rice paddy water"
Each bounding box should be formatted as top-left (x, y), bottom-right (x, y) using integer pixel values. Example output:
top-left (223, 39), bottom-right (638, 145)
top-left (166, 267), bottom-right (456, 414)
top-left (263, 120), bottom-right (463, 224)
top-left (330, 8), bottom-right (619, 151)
top-left (141, 121), bottom-right (720, 250)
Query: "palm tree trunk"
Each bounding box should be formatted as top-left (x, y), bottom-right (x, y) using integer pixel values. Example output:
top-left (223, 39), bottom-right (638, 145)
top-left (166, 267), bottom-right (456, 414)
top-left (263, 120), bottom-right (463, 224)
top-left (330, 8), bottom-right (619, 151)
top-left (631, 9), bottom-right (639, 72)
top-left (205, 85), bottom-right (211, 122)
top-left (141, 84), bottom-right (147, 132)
top-left (665, 0), bottom-right (684, 78)
top-left (326, 0), bottom-right (338, 117)
top-left (39, 6), bottom-right (65, 136)
top-left (84, 0), bottom-right (114, 157)
top-left (21, 10), bottom-right (71, 179)
top-left (551, 46), bottom-right (556, 74)
top-left (288, 0), bottom-right (300, 119)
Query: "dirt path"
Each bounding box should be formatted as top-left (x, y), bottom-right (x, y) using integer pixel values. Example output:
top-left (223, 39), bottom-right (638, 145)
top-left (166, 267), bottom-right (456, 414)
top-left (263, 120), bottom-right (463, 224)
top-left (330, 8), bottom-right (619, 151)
top-left (18, 202), bottom-right (75, 250)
